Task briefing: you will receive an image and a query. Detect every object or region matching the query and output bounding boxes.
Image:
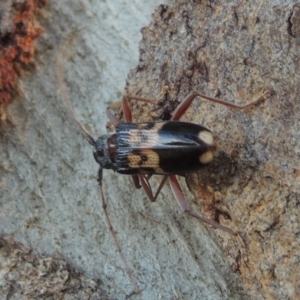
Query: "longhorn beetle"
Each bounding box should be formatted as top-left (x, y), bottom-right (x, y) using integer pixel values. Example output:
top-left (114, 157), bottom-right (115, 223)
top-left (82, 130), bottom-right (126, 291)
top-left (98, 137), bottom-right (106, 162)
top-left (58, 62), bottom-right (267, 292)
top-left (61, 82), bottom-right (266, 235)
top-left (97, 91), bottom-right (267, 235)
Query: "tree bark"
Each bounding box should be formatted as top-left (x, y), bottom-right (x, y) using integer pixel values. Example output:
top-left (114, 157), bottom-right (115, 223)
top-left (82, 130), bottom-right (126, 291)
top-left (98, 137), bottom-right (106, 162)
top-left (1, 0), bottom-right (299, 299)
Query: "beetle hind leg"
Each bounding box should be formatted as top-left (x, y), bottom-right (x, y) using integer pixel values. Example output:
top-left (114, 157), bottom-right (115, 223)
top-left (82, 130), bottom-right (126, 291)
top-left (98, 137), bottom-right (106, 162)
top-left (168, 175), bottom-right (236, 235)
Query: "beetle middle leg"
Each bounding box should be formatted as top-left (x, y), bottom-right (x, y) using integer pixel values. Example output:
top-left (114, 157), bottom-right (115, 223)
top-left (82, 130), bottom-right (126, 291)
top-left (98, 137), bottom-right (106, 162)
top-left (138, 175), bottom-right (169, 202)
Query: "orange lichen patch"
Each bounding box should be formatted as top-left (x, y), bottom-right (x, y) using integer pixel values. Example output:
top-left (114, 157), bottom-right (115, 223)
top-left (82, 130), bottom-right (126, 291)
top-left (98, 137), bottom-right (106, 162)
top-left (0, 0), bottom-right (47, 105)
top-left (0, 57), bottom-right (18, 104)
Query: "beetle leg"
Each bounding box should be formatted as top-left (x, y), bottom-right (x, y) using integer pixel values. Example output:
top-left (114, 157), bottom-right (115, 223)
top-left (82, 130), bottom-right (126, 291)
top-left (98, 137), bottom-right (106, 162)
top-left (123, 95), bottom-right (161, 123)
top-left (139, 175), bottom-right (169, 202)
top-left (125, 95), bottom-right (157, 105)
top-left (122, 87), bottom-right (170, 121)
top-left (124, 86), bottom-right (170, 107)
top-left (172, 91), bottom-right (268, 121)
top-left (107, 86), bottom-right (169, 124)
top-left (107, 95), bottom-right (154, 124)
top-left (106, 95), bottom-right (136, 124)
top-left (144, 174), bottom-right (153, 180)
top-left (105, 95), bottom-right (134, 125)
top-left (168, 175), bottom-right (236, 235)
top-left (121, 96), bottom-right (132, 123)
top-left (132, 175), bottom-right (141, 189)
top-left (134, 174), bottom-right (153, 186)
top-left (171, 92), bottom-right (199, 121)
top-left (106, 107), bottom-right (120, 126)
top-left (123, 94), bottom-right (163, 122)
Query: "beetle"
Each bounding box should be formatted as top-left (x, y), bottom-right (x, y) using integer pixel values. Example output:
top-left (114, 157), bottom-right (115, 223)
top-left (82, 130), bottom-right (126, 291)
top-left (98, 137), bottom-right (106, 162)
top-left (76, 90), bottom-right (266, 235)
top-left (59, 78), bottom-right (266, 294)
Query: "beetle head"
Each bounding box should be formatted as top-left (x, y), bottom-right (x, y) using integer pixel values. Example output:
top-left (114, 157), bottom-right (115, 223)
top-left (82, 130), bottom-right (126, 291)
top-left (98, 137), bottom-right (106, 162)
top-left (93, 134), bottom-right (116, 170)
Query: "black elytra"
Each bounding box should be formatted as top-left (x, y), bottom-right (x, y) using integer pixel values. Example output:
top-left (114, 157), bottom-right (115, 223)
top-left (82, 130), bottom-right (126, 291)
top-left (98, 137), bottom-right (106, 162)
top-left (110, 121), bottom-right (215, 175)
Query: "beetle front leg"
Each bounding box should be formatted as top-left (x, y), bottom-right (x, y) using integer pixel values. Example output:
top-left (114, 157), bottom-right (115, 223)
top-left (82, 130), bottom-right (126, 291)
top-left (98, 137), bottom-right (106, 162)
top-left (106, 95), bottom-right (157, 124)
top-left (125, 85), bottom-right (170, 108)
top-left (105, 95), bottom-right (134, 125)
top-left (172, 91), bottom-right (268, 121)
top-left (132, 174), bottom-right (154, 189)
top-left (168, 175), bottom-right (236, 235)
top-left (107, 86), bottom-right (170, 124)
top-left (106, 94), bottom-right (135, 124)
top-left (106, 107), bottom-right (120, 126)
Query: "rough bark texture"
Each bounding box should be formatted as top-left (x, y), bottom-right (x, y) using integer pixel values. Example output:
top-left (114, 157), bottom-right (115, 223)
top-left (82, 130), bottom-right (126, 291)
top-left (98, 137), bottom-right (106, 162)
top-left (0, 0), bottom-right (45, 106)
top-left (0, 237), bottom-right (107, 299)
top-left (126, 1), bottom-right (300, 299)
top-left (1, 0), bottom-right (299, 299)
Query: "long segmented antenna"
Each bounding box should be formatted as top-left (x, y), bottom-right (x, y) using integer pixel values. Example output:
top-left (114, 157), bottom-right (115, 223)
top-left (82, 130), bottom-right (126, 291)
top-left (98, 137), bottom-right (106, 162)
top-left (56, 47), bottom-right (142, 297)
top-left (56, 55), bottom-right (96, 147)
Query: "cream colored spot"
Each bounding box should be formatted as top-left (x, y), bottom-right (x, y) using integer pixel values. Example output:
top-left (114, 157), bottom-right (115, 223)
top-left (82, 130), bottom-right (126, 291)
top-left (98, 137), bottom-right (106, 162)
top-left (128, 150), bottom-right (160, 169)
top-left (198, 130), bottom-right (214, 145)
top-left (199, 151), bottom-right (214, 164)
top-left (152, 122), bottom-right (166, 131)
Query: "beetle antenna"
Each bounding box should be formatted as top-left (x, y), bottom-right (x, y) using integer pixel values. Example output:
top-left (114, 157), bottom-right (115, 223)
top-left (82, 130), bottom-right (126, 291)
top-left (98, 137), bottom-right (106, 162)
top-left (97, 168), bottom-right (142, 297)
top-left (56, 39), bottom-right (141, 296)
top-left (56, 47), bottom-right (96, 147)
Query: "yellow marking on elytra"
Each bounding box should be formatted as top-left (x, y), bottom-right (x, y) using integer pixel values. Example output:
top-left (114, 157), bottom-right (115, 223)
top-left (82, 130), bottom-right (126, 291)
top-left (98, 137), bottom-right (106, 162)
top-left (198, 130), bottom-right (214, 146)
top-left (128, 149), bottom-right (159, 167)
top-left (199, 151), bottom-right (214, 164)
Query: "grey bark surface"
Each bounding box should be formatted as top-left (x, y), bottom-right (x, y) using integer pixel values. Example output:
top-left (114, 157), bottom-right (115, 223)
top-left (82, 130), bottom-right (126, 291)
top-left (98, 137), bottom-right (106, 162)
top-left (0, 0), bottom-right (299, 299)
